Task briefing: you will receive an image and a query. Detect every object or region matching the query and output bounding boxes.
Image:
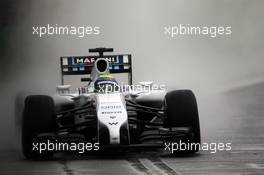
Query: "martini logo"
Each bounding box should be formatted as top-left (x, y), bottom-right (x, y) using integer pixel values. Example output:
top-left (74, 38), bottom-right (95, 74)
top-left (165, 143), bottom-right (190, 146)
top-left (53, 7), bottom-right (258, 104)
top-left (71, 57), bottom-right (118, 65)
top-left (73, 57), bottom-right (95, 65)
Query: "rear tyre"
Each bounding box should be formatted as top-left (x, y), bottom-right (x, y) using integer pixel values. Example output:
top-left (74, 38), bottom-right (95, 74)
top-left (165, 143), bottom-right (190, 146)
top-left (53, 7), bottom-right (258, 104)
top-left (164, 90), bottom-right (201, 153)
top-left (22, 95), bottom-right (57, 159)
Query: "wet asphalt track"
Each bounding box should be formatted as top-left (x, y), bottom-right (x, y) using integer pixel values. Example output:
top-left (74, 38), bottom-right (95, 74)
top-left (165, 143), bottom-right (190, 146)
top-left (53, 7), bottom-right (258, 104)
top-left (0, 83), bottom-right (264, 175)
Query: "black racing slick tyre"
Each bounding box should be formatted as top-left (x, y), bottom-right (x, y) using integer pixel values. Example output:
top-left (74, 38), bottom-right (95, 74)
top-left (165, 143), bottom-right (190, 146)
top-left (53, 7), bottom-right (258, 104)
top-left (22, 95), bottom-right (57, 159)
top-left (164, 90), bottom-right (201, 153)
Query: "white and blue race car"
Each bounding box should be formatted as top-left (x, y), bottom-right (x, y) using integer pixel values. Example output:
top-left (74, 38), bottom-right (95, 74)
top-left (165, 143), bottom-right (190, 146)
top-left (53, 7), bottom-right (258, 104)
top-left (21, 48), bottom-right (200, 158)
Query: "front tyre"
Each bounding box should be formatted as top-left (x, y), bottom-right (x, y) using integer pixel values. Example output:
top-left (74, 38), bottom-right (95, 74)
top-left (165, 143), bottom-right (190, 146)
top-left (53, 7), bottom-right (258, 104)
top-left (22, 95), bottom-right (57, 159)
top-left (164, 90), bottom-right (201, 153)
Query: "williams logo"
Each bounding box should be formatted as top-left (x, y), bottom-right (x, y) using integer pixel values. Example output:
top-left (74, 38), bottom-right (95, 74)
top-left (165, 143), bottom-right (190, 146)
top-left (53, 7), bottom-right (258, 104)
top-left (108, 122), bottom-right (118, 125)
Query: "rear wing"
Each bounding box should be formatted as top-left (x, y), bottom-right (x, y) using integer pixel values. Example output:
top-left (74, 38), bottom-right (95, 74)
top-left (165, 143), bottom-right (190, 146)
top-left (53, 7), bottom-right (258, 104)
top-left (60, 54), bottom-right (132, 85)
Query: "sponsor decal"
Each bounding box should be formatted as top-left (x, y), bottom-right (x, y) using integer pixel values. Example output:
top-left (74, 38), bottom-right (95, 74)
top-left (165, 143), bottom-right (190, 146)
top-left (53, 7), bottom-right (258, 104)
top-left (101, 105), bottom-right (122, 110)
top-left (71, 56), bottom-right (118, 65)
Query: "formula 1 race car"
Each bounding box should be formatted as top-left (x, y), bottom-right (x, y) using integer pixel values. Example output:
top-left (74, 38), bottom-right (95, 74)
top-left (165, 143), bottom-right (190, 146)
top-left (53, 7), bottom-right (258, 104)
top-left (21, 48), bottom-right (201, 159)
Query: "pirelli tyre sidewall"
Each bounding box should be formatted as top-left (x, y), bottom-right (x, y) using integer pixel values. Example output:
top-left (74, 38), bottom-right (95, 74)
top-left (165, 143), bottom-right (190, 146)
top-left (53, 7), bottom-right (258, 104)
top-left (164, 90), bottom-right (201, 153)
top-left (22, 95), bottom-right (57, 159)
